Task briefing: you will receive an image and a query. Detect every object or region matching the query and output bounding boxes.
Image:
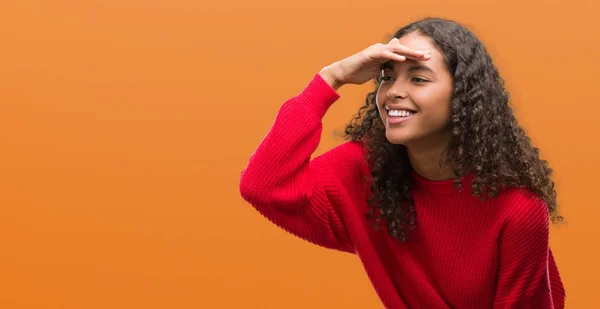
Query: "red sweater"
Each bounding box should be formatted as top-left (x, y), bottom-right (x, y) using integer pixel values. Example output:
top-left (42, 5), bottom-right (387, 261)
top-left (239, 73), bottom-right (565, 309)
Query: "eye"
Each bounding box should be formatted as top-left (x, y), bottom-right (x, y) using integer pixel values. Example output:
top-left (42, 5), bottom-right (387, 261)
top-left (411, 77), bottom-right (429, 83)
top-left (381, 76), bottom-right (394, 82)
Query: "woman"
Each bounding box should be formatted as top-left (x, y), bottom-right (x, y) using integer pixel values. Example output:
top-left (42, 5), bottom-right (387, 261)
top-left (239, 17), bottom-right (565, 308)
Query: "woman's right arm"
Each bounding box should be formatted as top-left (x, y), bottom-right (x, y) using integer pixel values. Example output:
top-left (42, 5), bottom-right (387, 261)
top-left (239, 70), bottom-right (360, 252)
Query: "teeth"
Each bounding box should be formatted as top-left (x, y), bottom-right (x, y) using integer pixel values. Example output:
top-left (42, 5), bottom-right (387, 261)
top-left (388, 109), bottom-right (415, 117)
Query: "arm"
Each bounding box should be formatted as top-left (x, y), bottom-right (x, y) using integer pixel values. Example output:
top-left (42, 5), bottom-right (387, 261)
top-left (239, 73), bottom-right (359, 253)
top-left (493, 199), bottom-right (564, 308)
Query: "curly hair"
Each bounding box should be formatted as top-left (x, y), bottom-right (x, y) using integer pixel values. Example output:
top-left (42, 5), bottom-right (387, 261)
top-left (344, 17), bottom-right (563, 242)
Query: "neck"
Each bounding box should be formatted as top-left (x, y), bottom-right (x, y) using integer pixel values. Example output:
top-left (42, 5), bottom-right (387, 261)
top-left (406, 133), bottom-right (456, 181)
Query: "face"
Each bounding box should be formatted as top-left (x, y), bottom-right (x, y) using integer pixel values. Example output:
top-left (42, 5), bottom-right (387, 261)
top-left (376, 32), bottom-right (454, 148)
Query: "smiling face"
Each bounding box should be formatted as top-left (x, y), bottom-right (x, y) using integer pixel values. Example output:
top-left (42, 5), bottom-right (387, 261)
top-left (376, 32), bottom-right (454, 148)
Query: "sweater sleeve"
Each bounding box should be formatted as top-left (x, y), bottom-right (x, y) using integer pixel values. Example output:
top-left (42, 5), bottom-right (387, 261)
top-left (493, 199), bottom-right (564, 308)
top-left (239, 73), bottom-right (357, 253)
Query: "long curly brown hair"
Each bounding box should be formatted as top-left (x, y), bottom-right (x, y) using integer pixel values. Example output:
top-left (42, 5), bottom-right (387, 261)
top-left (344, 17), bottom-right (563, 242)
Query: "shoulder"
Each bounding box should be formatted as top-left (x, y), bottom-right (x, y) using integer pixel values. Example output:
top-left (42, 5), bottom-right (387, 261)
top-left (312, 140), bottom-right (369, 184)
top-left (495, 187), bottom-right (550, 230)
top-left (317, 140), bottom-right (365, 159)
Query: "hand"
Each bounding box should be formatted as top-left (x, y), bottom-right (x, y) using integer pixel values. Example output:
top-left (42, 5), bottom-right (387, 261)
top-left (319, 38), bottom-right (431, 90)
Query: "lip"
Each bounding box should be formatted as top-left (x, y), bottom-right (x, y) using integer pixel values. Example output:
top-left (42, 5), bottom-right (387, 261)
top-left (387, 111), bottom-right (416, 125)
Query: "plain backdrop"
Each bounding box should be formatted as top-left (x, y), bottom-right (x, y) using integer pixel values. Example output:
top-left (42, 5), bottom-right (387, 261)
top-left (1, 0), bottom-right (599, 308)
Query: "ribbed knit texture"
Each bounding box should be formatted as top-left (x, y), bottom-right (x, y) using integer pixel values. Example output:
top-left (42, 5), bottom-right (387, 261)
top-left (239, 73), bottom-right (565, 309)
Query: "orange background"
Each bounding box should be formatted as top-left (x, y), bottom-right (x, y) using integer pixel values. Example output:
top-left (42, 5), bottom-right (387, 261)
top-left (1, 0), bottom-right (598, 308)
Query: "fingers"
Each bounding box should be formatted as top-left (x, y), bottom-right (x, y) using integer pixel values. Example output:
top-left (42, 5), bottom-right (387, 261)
top-left (385, 38), bottom-right (431, 61)
top-left (381, 50), bottom-right (406, 62)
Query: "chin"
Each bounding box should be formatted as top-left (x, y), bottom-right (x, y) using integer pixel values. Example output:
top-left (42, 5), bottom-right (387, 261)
top-left (385, 130), bottom-right (414, 145)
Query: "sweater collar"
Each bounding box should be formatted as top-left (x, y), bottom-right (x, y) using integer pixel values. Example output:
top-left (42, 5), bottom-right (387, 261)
top-left (411, 171), bottom-right (474, 195)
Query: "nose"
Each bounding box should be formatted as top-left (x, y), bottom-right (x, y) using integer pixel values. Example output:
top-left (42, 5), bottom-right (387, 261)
top-left (386, 83), bottom-right (408, 100)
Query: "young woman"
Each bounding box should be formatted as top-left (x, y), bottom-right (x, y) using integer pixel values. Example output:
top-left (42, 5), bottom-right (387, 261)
top-left (239, 17), bottom-right (565, 308)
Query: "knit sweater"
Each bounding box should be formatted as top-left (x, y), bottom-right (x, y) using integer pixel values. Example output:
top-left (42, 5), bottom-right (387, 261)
top-left (239, 73), bottom-right (565, 308)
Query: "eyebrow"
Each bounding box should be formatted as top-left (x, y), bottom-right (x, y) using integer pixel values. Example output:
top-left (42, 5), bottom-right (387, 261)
top-left (382, 62), bottom-right (436, 74)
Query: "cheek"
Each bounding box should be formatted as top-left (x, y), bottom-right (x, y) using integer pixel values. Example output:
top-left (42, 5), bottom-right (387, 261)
top-left (414, 87), bottom-right (452, 118)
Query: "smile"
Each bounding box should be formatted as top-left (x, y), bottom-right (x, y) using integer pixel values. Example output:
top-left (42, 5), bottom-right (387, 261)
top-left (385, 105), bottom-right (417, 125)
